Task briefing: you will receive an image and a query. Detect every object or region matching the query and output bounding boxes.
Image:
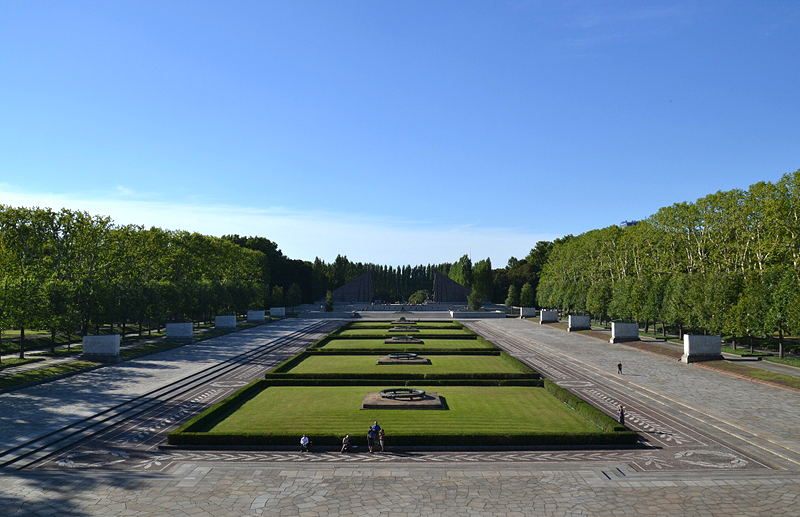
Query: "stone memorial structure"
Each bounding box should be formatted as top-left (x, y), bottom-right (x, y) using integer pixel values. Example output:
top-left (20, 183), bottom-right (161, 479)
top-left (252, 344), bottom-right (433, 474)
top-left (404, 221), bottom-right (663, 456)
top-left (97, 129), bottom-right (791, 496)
top-left (361, 388), bottom-right (444, 409)
top-left (215, 315), bottom-right (237, 329)
top-left (520, 307), bottom-right (536, 318)
top-left (82, 335), bottom-right (121, 363)
top-left (376, 353), bottom-right (430, 365)
top-left (166, 322), bottom-right (194, 343)
top-left (332, 272), bottom-right (372, 303)
top-left (432, 272), bottom-right (471, 303)
top-left (682, 334), bottom-right (723, 363)
top-left (383, 336), bottom-right (423, 344)
top-left (247, 310), bottom-right (265, 323)
top-left (540, 310), bottom-right (559, 324)
top-left (568, 315), bottom-right (591, 331)
top-left (610, 322), bottom-right (640, 343)
top-left (270, 307), bottom-right (286, 317)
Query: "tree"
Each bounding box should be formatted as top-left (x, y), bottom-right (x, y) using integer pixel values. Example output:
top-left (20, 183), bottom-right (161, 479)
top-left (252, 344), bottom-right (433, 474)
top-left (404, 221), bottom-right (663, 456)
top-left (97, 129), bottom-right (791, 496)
top-left (468, 290), bottom-right (483, 311)
top-left (286, 283), bottom-right (302, 315)
top-left (505, 285), bottom-right (520, 307)
top-left (271, 285), bottom-right (284, 308)
top-left (408, 289), bottom-right (428, 304)
top-left (325, 290), bottom-right (334, 312)
top-left (520, 282), bottom-right (535, 307)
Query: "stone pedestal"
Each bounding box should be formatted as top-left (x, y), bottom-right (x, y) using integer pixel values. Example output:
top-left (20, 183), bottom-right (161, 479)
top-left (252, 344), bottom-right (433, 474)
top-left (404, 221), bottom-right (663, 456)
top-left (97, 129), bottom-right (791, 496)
top-left (682, 335), bottom-right (723, 363)
top-left (166, 323), bottom-right (194, 343)
top-left (215, 315), bottom-right (237, 329)
top-left (540, 310), bottom-right (559, 324)
top-left (82, 335), bottom-right (121, 363)
top-left (610, 322), bottom-right (640, 343)
top-left (247, 310), bottom-right (265, 323)
top-left (270, 307), bottom-right (286, 318)
top-left (520, 307), bottom-right (536, 318)
top-left (568, 315), bottom-right (591, 331)
top-left (361, 391), bottom-right (444, 410)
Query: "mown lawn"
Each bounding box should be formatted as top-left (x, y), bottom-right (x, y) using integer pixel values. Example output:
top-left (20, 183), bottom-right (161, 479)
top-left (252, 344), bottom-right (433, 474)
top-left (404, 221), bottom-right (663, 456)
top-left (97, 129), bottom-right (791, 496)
top-left (320, 338), bottom-right (494, 350)
top-left (202, 385), bottom-right (604, 437)
top-left (349, 322), bottom-right (463, 330)
top-left (337, 328), bottom-right (474, 337)
top-left (284, 354), bottom-right (532, 375)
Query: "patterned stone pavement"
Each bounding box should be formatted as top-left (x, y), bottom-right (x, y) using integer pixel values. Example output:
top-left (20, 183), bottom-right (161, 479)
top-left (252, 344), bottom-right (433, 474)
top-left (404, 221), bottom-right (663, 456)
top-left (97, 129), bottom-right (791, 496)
top-left (3, 317), bottom-right (800, 515)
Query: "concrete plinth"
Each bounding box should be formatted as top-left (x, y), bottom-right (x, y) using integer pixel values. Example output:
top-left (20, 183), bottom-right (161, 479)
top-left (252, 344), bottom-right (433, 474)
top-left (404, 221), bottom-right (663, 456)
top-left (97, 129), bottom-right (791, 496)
top-left (166, 323), bottom-right (194, 343)
top-left (610, 322), bottom-right (640, 343)
top-left (81, 335), bottom-right (121, 363)
top-left (376, 355), bottom-right (431, 365)
top-left (383, 336), bottom-right (423, 344)
top-left (247, 310), bottom-right (265, 323)
top-left (540, 310), bottom-right (559, 324)
top-left (361, 391), bottom-right (444, 410)
top-left (270, 307), bottom-right (286, 318)
top-left (215, 315), bottom-right (237, 329)
top-left (682, 335), bottom-right (723, 363)
top-left (389, 326), bottom-right (418, 332)
top-left (568, 315), bottom-right (591, 331)
top-left (520, 307), bottom-right (536, 318)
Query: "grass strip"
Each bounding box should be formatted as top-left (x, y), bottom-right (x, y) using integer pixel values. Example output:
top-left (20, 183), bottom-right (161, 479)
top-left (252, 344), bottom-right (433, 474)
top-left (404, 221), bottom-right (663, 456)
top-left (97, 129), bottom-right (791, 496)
top-left (721, 346), bottom-right (771, 357)
top-left (0, 357), bottom-right (46, 371)
top-left (763, 357), bottom-right (800, 368)
top-left (699, 360), bottom-right (800, 391)
top-left (0, 360), bottom-right (102, 392)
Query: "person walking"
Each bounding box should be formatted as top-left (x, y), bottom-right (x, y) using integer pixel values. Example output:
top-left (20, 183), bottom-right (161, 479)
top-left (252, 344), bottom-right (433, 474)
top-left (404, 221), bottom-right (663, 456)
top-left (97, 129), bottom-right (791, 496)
top-left (618, 405), bottom-right (625, 425)
top-left (617, 362), bottom-right (623, 374)
top-left (341, 434), bottom-right (350, 453)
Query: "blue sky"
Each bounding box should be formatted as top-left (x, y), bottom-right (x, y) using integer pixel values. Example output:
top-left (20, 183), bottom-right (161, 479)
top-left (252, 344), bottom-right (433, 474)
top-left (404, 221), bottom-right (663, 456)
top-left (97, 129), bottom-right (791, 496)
top-left (1, 1), bottom-right (798, 266)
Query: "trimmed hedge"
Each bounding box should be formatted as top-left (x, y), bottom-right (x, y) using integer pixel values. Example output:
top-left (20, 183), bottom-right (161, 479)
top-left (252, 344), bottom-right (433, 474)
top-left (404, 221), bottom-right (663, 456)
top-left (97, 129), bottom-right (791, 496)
top-left (168, 430), bottom-right (636, 447)
top-left (264, 372), bottom-right (540, 381)
top-left (543, 379), bottom-right (626, 433)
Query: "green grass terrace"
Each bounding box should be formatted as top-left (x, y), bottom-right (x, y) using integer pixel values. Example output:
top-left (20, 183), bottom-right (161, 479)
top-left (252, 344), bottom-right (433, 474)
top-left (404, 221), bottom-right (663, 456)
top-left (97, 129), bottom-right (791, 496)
top-left (315, 337), bottom-right (495, 351)
top-left (168, 382), bottom-right (635, 448)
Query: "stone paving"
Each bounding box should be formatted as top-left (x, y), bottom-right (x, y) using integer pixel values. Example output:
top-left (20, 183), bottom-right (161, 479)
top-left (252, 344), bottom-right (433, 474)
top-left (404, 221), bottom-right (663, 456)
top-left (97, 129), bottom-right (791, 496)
top-left (3, 317), bottom-right (800, 515)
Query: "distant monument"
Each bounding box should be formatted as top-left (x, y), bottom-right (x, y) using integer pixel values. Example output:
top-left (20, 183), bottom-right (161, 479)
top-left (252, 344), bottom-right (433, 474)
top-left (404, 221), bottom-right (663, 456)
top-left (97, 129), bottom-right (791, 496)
top-left (432, 272), bottom-right (471, 303)
top-left (332, 272), bottom-right (372, 303)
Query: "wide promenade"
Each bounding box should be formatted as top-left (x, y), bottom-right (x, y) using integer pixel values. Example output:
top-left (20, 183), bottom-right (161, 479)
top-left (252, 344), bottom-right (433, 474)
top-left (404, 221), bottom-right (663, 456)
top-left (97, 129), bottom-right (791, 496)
top-left (2, 315), bottom-right (800, 516)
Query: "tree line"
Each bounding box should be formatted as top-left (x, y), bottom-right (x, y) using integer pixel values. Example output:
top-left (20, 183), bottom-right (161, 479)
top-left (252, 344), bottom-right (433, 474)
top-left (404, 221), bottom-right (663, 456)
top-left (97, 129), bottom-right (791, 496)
top-left (536, 169), bottom-right (800, 357)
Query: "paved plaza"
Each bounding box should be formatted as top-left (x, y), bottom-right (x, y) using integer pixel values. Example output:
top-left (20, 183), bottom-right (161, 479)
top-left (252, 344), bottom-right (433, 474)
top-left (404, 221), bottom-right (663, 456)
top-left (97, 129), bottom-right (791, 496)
top-left (2, 316), bottom-right (800, 516)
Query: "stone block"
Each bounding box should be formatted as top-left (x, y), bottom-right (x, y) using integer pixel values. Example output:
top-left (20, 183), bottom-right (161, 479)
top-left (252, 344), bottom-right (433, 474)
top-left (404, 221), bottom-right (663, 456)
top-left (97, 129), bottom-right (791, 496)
top-left (215, 315), bottom-right (237, 329)
top-left (82, 335), bottom-right (121, 363)
top-left (540, 310), bottom-right (559, 324)
top-left (520, 307), bottom-right (536, 318)
top-left (166, 322), bottom-right (194, 343)
top-left (682, 335), bottom-right (723, 363)
top-left (610, 322), bottom-right (640, 343)
top-left (568, 315), bottom-right (591, 331)
top-left (270, 307), bottom-right (286, 317)
top-left (247, 310), bottom-right (265, 323)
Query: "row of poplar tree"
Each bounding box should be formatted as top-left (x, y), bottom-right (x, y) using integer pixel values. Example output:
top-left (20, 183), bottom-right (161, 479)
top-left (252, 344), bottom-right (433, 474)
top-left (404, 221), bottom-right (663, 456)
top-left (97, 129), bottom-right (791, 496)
top-left (535, 170), bottom-right (800, 357)
top-left (0, 206), bottom-right (307, 358)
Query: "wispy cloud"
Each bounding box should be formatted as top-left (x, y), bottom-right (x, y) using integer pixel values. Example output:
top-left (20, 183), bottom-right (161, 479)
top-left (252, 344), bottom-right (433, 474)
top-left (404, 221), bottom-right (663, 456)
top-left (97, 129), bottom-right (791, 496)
top-left (0, 186), bottom-right (557, 266)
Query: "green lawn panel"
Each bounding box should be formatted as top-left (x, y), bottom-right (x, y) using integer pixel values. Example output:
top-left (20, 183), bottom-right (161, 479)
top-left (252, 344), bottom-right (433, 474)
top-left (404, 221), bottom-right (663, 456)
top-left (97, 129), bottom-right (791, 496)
top-left (285, 355), bottom-right (530, 375)
top-left (320, 338), bottom-right (494, 350)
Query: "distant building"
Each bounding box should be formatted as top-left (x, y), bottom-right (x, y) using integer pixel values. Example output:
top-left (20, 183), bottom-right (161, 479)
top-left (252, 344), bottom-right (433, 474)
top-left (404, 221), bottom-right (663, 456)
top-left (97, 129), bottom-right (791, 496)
top-left (619, 220), bottom-right (639, 228)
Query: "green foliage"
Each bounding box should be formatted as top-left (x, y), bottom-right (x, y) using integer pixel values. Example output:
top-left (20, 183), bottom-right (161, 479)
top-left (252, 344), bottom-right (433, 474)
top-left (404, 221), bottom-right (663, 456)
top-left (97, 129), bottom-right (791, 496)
top-left (325, 290), bottom-right (334, 312)
top-left (407, 289), bottom-right (429, 304)
top-left (468, 290), bottom-right (483, 311)
top-left (505, 284), bottom-right (519, 307)
top-left (520, 282), bottom-right (535, 307)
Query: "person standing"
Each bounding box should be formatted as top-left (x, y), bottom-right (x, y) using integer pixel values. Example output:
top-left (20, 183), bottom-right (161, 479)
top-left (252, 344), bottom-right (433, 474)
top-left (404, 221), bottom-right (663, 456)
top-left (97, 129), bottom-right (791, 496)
top-left (617, 362), bottom-right (623, 374)
top-left (367, 427), bottom-right (376, 453)
top-left (300, 434), bottom-right (311, 452)
top-left (341, 434), bottom-right (350, 453)
top-left (618, 405), bottom-right (625, 425)
top-left (378, 428), bottom-right (385, 452)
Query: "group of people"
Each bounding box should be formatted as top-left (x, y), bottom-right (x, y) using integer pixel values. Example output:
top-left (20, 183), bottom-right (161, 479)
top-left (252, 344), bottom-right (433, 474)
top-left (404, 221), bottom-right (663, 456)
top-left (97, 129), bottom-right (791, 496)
top-left (300, 422), bottom-right (386, 453)
top-left (342, 421), bottom-right (385, 453)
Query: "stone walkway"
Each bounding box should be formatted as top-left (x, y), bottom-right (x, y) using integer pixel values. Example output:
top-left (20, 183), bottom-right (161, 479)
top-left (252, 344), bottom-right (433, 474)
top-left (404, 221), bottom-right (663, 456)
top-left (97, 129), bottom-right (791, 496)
top-left (2, 317), bottom-right (800, 516)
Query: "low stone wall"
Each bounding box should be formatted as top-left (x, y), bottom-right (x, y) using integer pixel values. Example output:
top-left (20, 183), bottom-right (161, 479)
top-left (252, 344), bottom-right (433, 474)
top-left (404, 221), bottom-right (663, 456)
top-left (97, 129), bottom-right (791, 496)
top-left (540, 310), bottom-right (559, 324)
top-left (682, 335), bottom-right (723, 363)
top-left (166, 323), bottom-right (194, 343)
top-left (610, 322), bottom-right (640, 343)
top-left (520, 307), bottom-right (536, 318)
top-left (215, 315), bottom-right (237, 329)
top-left (82, 335), bottom-right (121, 363)
top-left (448, 310), bottom-right (506, 319)
top-left (247, 310), bottom-right (265, 323)
top-left (568, 315), bottom-right (591, 331)
top-left (271, 307), bottom-right (286, 318)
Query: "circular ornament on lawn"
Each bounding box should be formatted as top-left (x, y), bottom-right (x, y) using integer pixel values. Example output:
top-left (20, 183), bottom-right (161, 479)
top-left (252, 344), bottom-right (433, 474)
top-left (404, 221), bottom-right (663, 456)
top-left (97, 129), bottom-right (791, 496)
top-left (387, 352), bottom-right (418, 360)
top-left (379, 388), bottom-right (427, 400)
